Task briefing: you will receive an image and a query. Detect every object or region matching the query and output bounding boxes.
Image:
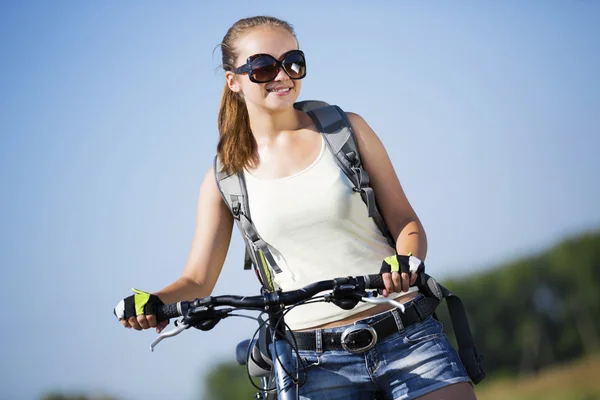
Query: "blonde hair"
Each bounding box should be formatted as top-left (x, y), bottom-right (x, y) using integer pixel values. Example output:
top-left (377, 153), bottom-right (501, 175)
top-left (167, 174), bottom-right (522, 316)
top-left (217, 16), bottom-right (297, 174)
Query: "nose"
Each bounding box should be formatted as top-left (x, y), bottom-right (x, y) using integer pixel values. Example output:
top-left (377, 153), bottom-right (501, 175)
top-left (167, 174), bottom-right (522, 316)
top-left (273, 64), bottom-right (290, 82)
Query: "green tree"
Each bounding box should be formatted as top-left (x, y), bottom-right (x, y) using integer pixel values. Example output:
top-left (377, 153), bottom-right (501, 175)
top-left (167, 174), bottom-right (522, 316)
top-left (204, 362), bottom-right (260, 400)
top-left (41, 393), bottom-right (120, 400)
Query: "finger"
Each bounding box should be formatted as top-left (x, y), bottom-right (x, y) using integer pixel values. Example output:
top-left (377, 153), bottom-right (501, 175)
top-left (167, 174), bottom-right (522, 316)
top-left (156, 320), bottom-right (169, 334)
top-left (401, 272), bottom-right (410, 292)
top-left (137, 315), bottom-right (150, 330)
top-left (120, 319), bottom-right (132, 329)
top-left (382, 273), bottom-right (393, 297)
top-left (392, 271), bottom-right (401, 293)
top-left (128, 316), bottom-right (142, 331)
top-left (146, 314), bottom-right (157, 328)
top-left (409, 271), bottom-right (418, 285)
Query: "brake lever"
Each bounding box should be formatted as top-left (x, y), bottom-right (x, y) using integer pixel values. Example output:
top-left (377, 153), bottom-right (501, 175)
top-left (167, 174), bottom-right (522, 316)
top-left (149, 319), bottom-right (190, 352)
top-left (361, 267), bottom-right (425, 313)
top-left (327, 288), bottom-right (407, 313)
top-left (360, 295), bottom-right (406, 313)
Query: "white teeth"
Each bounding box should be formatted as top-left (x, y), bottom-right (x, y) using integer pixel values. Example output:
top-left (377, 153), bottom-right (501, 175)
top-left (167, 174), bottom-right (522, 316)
top-left (269, 88), bottom-right (290, 92)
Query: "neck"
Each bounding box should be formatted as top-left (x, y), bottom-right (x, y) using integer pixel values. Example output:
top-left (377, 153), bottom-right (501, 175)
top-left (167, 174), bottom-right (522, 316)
top-left (246, 103), bottom-right (305, 141)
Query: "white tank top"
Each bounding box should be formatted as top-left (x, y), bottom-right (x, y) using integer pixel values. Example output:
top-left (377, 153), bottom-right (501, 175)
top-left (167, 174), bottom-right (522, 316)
top-left (243, 136), bottom-right (417, 330)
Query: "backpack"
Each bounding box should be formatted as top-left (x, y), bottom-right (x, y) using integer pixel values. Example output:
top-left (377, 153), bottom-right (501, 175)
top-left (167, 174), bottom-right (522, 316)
top-left (213, 100), bottom-right (485, 384)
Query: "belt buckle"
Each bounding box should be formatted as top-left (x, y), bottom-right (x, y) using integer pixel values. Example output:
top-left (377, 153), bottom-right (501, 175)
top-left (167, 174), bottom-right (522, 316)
top-left (340, 324), bottom-right (378, 354)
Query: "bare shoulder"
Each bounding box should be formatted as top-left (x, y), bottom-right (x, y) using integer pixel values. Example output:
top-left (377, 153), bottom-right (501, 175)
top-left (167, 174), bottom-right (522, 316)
top-left (345, 111), bottom-right (390, 167)
top-left (200, 163), bottom-right (222, 198)
top-left (346, 112), bottom-right (378, 140)
top-left (195, 163), bottom-right (231, 220)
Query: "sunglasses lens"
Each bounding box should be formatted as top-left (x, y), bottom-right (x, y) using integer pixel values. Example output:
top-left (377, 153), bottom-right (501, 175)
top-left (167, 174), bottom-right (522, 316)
top-left (250, 56), bottom-right (279, 83)
top-left (282, 51), bottom-right (306, 79)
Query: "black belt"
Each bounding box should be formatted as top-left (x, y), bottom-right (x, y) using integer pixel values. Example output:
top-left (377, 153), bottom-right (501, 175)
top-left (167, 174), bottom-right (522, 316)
top-left (289, 296), bottom-right (439, 353)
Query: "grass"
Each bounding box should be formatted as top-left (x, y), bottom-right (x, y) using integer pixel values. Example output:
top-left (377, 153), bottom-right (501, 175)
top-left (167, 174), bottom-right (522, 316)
top-left (475, 353), bottom-right (600, 400)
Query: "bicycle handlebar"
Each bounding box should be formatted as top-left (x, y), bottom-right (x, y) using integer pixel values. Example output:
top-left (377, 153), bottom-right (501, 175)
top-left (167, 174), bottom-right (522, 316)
top-left (155, 274), bottom-right (386, 321)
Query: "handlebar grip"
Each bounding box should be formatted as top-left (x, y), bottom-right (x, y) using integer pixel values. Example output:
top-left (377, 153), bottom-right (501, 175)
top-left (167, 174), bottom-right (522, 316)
top-left (365, 274), bottom-right (385, 289)
top-left (156, 303), bottom-right (181, 321)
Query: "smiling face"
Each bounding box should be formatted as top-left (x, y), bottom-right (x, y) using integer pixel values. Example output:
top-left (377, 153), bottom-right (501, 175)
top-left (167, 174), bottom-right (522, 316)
top-left (225, 27), bottom-right (303, 113)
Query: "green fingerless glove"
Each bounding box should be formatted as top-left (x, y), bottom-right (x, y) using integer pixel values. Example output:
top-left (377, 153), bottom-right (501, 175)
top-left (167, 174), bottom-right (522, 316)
top-left (380, 252), bottom-right (425, 275)
top-left (113, 288), bottom-right (164, 320)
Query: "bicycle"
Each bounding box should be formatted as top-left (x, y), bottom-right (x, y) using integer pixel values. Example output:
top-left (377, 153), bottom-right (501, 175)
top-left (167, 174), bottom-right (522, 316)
top-left (150, 273), bottom-right (419, 400)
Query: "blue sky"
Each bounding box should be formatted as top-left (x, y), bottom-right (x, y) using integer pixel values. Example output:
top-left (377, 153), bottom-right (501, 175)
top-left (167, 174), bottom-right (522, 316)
top-left (1, 2), bottom-right (599, 399)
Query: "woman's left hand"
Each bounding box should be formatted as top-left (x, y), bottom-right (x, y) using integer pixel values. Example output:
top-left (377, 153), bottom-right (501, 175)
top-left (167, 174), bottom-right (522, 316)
top-left (379, 254), bottom-right (423, 297)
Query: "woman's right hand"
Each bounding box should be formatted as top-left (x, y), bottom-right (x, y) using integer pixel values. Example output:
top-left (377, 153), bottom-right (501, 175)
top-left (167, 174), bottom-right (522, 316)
top-left (113, 288), bottom-right (170, 333)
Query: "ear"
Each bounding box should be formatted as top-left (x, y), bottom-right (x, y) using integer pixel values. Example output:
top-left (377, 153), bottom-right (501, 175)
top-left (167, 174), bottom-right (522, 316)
top-left (225, 71), bottom-right (241, 93)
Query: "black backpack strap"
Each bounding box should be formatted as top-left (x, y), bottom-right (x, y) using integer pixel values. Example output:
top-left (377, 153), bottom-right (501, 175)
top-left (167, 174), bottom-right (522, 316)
top-left (419, 273), bottom-right (486, 384)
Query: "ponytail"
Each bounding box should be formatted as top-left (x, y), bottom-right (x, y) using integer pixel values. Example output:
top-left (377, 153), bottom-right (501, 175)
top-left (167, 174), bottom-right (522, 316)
top-left (216, 82), bottom-right (255, 175)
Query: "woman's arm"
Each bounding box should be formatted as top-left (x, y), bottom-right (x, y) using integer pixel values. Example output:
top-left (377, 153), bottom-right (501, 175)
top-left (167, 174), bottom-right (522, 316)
top-left (347, 112), bottom-right (427, 293)
top-left (122, 165), bottom-right (234, 331)
top-left (156, 165), bottom-right (234, 303)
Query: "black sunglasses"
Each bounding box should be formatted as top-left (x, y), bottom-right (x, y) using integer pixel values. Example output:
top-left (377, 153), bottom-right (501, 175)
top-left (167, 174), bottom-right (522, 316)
top-left (232, 50), bottom-right (306, 83)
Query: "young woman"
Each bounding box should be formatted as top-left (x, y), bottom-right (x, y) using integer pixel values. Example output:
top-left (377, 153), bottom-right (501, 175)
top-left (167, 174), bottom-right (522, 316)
top-left (114, 16), bottom-right (477, 400)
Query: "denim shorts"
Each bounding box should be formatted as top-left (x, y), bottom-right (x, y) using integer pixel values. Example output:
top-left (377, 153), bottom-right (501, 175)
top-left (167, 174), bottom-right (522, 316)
top-left (291, 294), bottom-right (472, 400)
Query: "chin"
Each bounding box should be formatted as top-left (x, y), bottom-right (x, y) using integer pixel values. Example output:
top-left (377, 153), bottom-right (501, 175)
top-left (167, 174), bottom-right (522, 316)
top-left (264, 93), bottom-right (299, 111)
